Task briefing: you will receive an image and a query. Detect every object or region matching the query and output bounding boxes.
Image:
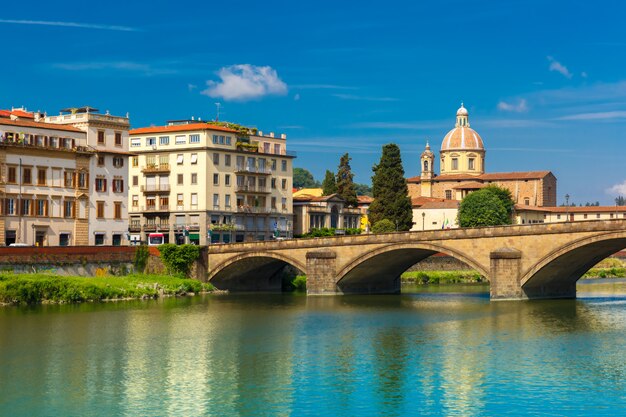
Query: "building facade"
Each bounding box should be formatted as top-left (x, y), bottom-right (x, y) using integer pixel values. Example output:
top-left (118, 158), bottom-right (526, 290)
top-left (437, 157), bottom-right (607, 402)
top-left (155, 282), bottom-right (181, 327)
top-left (408, 104), bottom-right (557, 207)
top-left (128, 120), bottom-right (295, 244)
top-left (0, 110), bottom-right (93, 246)
top-left (292, 189), bottom-right (362, 236)
top-left (46, 107), bottom-right (131, 245)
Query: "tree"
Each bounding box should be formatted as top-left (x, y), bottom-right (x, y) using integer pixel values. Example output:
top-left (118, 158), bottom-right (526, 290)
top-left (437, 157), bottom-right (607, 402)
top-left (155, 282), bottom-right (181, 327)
top-left (321, 170), bottom-right (337, 195)
top-left (457, 187), bottom-right (512, 227)
top-left (482, 185), bottom-right (514, 218)
top-left (371, 219), bottom-right (396, 233)
top-left (616, 196), bottom-right (625, 206)
top-left (336, 153), bottom-right (358, 206)
top-left (293, 167), bottom-right (319, 189)
top-left (368, 144), bottom-right (413, 231)
top-left (354, 183), bottom-right (373, 196)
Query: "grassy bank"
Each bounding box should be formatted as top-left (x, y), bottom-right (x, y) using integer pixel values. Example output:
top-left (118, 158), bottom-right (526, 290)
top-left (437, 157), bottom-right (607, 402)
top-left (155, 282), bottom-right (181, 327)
top-left (0, 273), bottom-right (216, 305)
top-left (583, 267), bottom-right (626, 279)
top-left (401, 270), bottom-right (485, 284)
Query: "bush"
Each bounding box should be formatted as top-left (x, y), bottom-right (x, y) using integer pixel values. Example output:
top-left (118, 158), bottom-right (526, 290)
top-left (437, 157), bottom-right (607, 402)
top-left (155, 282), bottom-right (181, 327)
top-left (158, 244), bottom-right (200, 277)
top-left (134, 245), bottom-right (150, 273)
top-left (292, 275), bottom-right (307, 291)
top-left (372, 219), bottom-right (396, 233)
top-left (458, 187), bottom-right (511, 227)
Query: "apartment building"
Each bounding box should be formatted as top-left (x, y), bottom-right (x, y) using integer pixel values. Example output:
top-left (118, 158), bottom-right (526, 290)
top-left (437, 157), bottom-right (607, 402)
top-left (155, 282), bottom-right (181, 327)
top-left (0, 109), bottom-right (93, 246)
top-left (46, 107), bottom-right (131, 245)
top-left (128, 120), bottom-right (295, 244)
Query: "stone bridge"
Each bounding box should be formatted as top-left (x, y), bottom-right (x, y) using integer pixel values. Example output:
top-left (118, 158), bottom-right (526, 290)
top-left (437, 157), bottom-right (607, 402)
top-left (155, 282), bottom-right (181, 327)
top-left (206, 220), bottom-right (626, 300)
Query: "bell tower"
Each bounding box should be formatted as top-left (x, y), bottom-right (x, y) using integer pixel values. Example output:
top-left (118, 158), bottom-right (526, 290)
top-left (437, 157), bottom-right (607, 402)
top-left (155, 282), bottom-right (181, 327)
top-left (420, 141), bottom-right (434, 197)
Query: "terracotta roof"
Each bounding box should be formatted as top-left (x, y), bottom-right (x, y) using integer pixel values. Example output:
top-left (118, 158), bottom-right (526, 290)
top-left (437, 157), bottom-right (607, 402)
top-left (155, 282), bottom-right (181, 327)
top-left (0, 118), bottom-right (84, 133)
top-left (130, 122), bottom-right (237, 135)
top-left (408, 171), bottom-right (553, 183)
top-left (515, 204), bottom-right (626, 213)
top-left (441, 126), bottom-right (484, 151)
top-left (452, 181), bottom-right (485, 190)
top-left (357, 195), bottom-right (374, 204)
top-left (293, 193), bottom-right (345, 203)
top-left (419, 200), bottom-right (460, 209)
top-left (0, 109), bottom-right (35, 119)
top-left (412, 196), bottom-right (453, 207)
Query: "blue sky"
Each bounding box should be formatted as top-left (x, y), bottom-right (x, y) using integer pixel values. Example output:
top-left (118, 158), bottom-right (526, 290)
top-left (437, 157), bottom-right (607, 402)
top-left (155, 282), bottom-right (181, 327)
top-left (2, 0), bottom-right (626, 204)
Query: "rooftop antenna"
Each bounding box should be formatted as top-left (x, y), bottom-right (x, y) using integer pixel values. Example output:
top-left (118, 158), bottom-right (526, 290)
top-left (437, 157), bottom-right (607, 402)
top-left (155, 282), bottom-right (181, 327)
top-left (215, 102), bottom-right (221, 122)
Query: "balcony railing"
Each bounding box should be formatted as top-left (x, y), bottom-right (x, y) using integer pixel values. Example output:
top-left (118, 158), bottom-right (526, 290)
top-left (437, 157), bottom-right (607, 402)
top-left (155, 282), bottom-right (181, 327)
top-left (142, 205), bottom-right (169, 212)
top-left (141, 184), bottom-right (171, 193)
top-left (235, 185), bottom-right (271, 194)
top-left (236, 206), bottom-right (272, 214)
top-left (234, 165), bottom-right (272, 175)
top-left (141, 164), bottom-right (170, 173)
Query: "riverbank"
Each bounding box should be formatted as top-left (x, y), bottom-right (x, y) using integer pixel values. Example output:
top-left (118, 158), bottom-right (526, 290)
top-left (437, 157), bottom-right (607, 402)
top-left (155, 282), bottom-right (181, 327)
top-left (0, 273), bottom-right (217, 305)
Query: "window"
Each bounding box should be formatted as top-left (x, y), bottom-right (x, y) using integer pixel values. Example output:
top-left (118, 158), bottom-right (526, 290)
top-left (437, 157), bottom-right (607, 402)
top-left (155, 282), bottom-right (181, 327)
top-left (281, 179), bottom-right (287, 190)
top-left (21, 199), bottom-right (31, 216)
top-left (146, 137), bottom-right (157, 146)
top-left (190, 153), bottom-right (198, 164)
top-left (114, 202), bottom-right (122, 219)
top-left (213, 174), bottom-right (219, 185)
top-left (468, 158), bottom-right (475, 170)
top-left (36, 199), bottom-right (47, 216)
top-left (281, 197), bottom-right (287, 210)
top-left (524, 198), bottom-right (530, 205)
top-left (97, 201), bottom-right (105, 218)
top-left (112, 179), bottom-right (124, 193)
top-left (64, 200), bottom-right (74, 218)
top-left (95, 178), bottom-right (107, 192)
top-left (271, 197), bottom-right (277, 209)
top-left (445, 190), bottom-right (452, 200)
top-left (159, 136), bottom-right (170, 145)
top-left (132, 175), bottom-right (138, 186)
top-left (175, 135), bottom-right (186, 145)
top-left (212, 194), bottom-right (219, 208)
top-left (584, 214), bottom-right (588, 219)
top-left (191, 173), bottom-right (197, 184)
top-left (64, 171), bottom-right (74, 188)
top-left (596, 213), bottom-right (601, 219)
top-left (7, 167), bottom-right (16, 183)
top-left (97, 155), bottom-right (105, 166)
top-left (37, 168), bottom-right (46, 185)
top-left (5, 198), bottom-right (15, 215)
top-left (160, 196), bottom-right (169, 210)
top-left (191, 193), bottom-right (198, 208)
top-left (78, 172), bottom-right (87, 188)
top-left (98, 130), bottom-right (105, 144)
top-left (219, 135), bottom-right (225, 144)
top-left (281, 160), bottom-right (287, 172)
top-left (189, 134), bottom-right (200, 143)
top-left (159, 155), bottom-right (168, 168)
top-left (212, 135), bottom-right (219, 144)
top-left (177, 174), bottom-right (183, 185)
top-left (177, 193), bottom-right (184, 207)
top-left (452, 158), bottom-right (458, 170)
top-left (177, 154), bottom-right (184, 164)
top-left (225, 155), bottom-right (231, 166)
top-left (95, 234), bottom-right (104, 245)
top-left (113, 156), bottom-right (124, 168)
top-left (23, 168), bottom-right (31, 184)
top-left (225, 194), bottom-right (231, 208)
top-left (271, 159), bottom-right (277, 171)
top-left (115, 132), bottom-right (122, 146)
top-left (225, 174), bottom-right (230, 186)
top-left (132, 195), bottom-right (139, 207)
top-left (557, 214), bottom-right (561, 220)
top-left (274, 144), bottom-right (281, 154)
top-left (271, 178), bottom-right (276, 189)
top-left (213, 153), bottom-right (219, 165)
top-left (132, 156), bottom-right (138, 167)
top-left (226, 136), bottom-right (232, 145)
top-left (131, 138), bottom-right (141, 147)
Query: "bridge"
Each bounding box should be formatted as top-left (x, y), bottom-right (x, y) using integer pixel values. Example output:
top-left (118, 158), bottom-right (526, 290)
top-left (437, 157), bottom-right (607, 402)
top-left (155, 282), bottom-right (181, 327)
top-left (206, 220), bottom-right (626, 300)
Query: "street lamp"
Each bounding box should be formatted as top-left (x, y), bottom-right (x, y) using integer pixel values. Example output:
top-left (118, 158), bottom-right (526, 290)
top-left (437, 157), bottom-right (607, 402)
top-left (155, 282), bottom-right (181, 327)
top-left (565, 194), bottom-right (570, 222)
top-left (422, 212), bottom-right (426, 231)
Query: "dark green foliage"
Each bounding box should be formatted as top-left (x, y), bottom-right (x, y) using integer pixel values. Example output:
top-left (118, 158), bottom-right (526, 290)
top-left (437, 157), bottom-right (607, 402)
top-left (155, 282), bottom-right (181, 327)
top-left (321, 170), bottom-right (337, 195)
top-left (372, 219), bottom-right (396, 233)
top-left (293, 167), bottom-right (320, 189)
top-left (401, 270), bottom-right (485, 284)
top-left (355, 183), bottom-right (373, 197)
top-left (298, 227), bottom-right (362, 238)
top-left (616, 196), bottom-right (625, 206)
top-left (458, 187), bottom-right (512, 227)
top-left (369, 144), bottom-right (413, 230)
top-left (482, 185), bottom-right (514, 217)
top-left (158, 244), bottom-right (201, 277)
top-left (134, 245), bottom-right (150, 273)
top-left (336, 153), bottom-right (358, 206)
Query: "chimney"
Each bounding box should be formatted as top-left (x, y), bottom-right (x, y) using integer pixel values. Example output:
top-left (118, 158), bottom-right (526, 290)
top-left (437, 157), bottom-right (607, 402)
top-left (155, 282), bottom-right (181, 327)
top-left (258, 130), bottom-right (263, 136)
top-left (269, 132), bottom-right (274, 138)
top-left (280, 133), bottom-right (287, 139)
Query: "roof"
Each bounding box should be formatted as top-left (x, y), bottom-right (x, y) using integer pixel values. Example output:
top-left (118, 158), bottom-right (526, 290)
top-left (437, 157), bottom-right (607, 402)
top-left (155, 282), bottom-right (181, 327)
top-left (357, 195), bottom-right (374, 204)
top-left (293, 193), bottom-right (345, 203)
top-left (0, 109), bottom-right (35, 119)
top-left (130, 122), bottom-right (237, 135)
top-left (419, 200), bottom-right (460, 210)
top-left (293, 188), bottom-right (323, 198)
top-left (0, 118), bottom-right (84, 133)
top-left (412, 196), bottom-right (454, 207)
top-left (408, 170), bottom-right (554, 183)
top-left (452, 181), bottom-right (485, 190)
top-left (441, 126), bottom-right (484, 151)
top-left (515, 204), bottom-right (626, 214)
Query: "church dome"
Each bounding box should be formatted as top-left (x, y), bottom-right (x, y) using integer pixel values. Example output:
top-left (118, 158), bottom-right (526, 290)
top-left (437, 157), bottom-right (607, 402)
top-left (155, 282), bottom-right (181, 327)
top-left (441, 103), bottom-right (485, 151)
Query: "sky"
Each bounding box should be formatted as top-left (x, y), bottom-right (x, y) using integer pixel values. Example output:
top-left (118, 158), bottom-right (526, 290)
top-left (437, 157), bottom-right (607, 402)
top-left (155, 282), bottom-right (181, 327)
top-left (1, 0), bottom-right (626, 205)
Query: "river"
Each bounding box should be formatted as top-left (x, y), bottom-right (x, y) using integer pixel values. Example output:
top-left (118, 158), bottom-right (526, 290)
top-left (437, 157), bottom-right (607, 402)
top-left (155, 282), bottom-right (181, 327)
top-left (0, 281), bottom-right (625, 416)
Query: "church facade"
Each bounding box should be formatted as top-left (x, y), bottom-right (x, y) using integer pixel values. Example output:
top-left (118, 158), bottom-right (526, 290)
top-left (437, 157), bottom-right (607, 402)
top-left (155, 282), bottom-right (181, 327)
top-left (407, 104), bottom-right (557, 207)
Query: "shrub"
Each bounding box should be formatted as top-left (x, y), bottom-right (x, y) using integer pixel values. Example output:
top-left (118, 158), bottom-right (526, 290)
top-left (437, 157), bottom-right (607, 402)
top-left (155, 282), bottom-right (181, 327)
top-left (158, 244), bottom-right (201, 277)
top-left (292, 275), bottom-right (307, 291)
top-left (134, 245), bottom-right (150, 273)
top-left (372, 219), bottom-right (396, 233)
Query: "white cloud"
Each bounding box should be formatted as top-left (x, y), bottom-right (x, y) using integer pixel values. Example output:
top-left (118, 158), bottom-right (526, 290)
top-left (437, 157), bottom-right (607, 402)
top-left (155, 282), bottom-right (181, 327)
top-left (0, 19), bottom-right (137, 31)
top-left (497, 98), bottom-right (528, 113)
top-left (202, 64), bottom-right (288, 101)
top-left (557, 111), bottom-right (626, 121)
top-left (547, 56), bottom-right (573, 79)
top-left (607, 180), bottom-right (626, 195)
top-left (52, 61), bottom-right (176, 76)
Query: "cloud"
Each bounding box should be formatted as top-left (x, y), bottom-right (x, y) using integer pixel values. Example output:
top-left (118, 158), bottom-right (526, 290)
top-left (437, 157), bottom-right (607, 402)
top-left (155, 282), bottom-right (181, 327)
top-left (201, 64), bottom-right (288, 101)
top-left (547, 56), bottom-right (573, 79)
top-left (52, 61), bottom-right (176, 76)
top-left (607, 180), bottom-right (626, 196)
top-left (332, 93), bottom-right (398, 102)
top-left (0, 19), bottom-right (138, 32)
top-left (187, 83), bottom-right (197, 91)
top-left (497, 98), bottom-right (528, 113)
top-left (557, 111), bottom-right (626, 121)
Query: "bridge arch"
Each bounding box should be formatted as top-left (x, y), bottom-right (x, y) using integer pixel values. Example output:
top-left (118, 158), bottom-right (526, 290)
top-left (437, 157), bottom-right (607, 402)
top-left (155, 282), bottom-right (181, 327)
top-left (335, 242), bottom-right (489, 294)
top-left (209, 252), bottom-right (306, 292)
top-left (520, 231), bottom-right (626, 299)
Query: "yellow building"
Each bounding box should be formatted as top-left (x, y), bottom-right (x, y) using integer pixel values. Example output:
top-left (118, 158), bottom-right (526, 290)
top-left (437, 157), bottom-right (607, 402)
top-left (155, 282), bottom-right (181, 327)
top-left (128, 120), bottom-right (295, 244)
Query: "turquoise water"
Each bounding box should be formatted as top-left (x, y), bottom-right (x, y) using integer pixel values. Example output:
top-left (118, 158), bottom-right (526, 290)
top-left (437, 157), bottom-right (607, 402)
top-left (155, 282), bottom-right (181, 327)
top-left (1, 284), bottom-right (625, 416)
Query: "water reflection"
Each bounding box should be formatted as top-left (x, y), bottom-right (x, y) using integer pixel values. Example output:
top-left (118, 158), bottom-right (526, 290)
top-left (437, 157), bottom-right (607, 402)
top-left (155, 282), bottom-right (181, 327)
top-left (0, 283), bottom-right (624, 416)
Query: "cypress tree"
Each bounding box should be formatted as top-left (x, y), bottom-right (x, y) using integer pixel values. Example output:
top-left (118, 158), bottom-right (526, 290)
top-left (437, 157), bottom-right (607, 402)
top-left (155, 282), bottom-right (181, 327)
top-left (336, 153), bottom-right (358, 206)
top-left (321, 169), bottom-right (337, 196)
top-left (369, 144), bottom-right (413, 230)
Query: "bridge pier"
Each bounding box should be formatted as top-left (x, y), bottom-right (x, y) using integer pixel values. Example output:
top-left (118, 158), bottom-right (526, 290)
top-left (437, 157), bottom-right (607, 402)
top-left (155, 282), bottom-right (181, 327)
top-left (306, 249), bottom-right (339, 295)
top-left (490, 248), bottom-right (524, 300)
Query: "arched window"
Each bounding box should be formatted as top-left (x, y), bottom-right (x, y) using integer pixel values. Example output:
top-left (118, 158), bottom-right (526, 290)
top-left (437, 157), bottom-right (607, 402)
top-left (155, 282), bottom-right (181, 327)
top-left (423, 160), bottom-right (429, 172)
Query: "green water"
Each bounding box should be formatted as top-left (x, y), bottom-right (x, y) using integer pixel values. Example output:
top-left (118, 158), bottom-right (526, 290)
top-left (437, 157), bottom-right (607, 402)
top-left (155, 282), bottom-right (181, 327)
top-left (0, 282), bottom-right (625, 416)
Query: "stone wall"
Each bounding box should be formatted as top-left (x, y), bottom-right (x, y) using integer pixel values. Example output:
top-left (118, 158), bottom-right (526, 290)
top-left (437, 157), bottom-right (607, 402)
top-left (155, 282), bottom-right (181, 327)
top-left (407, 254), bottom-right (473, 271)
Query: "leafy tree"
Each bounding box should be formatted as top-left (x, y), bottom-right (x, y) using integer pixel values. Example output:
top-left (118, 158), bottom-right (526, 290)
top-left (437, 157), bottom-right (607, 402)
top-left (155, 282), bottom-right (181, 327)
top-left (355, 183), bottom-right (373, 196)
top-left (321, 169), bottom-right (337, 196)
top-left (458, 188), bottom-right (512, 227)
top-left (368, 144), bottom-right (413, 231)
top-left (293, 167), bottom-right (319, 189)
top-left (482, 185), bottom-right (514, 218)
top-left (372, 219), bottom-right (396, 233)
top-left (336, 153), bottom-right (358, 206)
top-left (616, 196), bottom-right (626, 206)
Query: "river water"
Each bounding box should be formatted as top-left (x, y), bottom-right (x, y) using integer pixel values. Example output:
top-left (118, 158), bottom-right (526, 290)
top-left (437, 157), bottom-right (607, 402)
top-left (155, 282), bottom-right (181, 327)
top-left (1, 282), bottom-right (625, 416)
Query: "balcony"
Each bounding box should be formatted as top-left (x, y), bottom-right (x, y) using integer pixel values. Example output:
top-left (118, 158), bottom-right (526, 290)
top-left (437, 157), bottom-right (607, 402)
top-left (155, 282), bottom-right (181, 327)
top-left (308, 206), bottom-right (329, 214)
top-left (143, 224), bottom-right (157, 232)
top-left (141, 184), bottom-right (171, 193)
top-left (236, 206), bottom-right (272, 214)
top-left (234, 165), bottom-right (272, 175)
top-left (142, 205), bottom-right (170, 212)
top-left (141, 164), bottom-right (170, 173)
top-left (129, 223), bottom-right (141, 232)
top-left (235, 185), bottom-right (271, 194)
top-left (342, 207), bottom-right (362, 214)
